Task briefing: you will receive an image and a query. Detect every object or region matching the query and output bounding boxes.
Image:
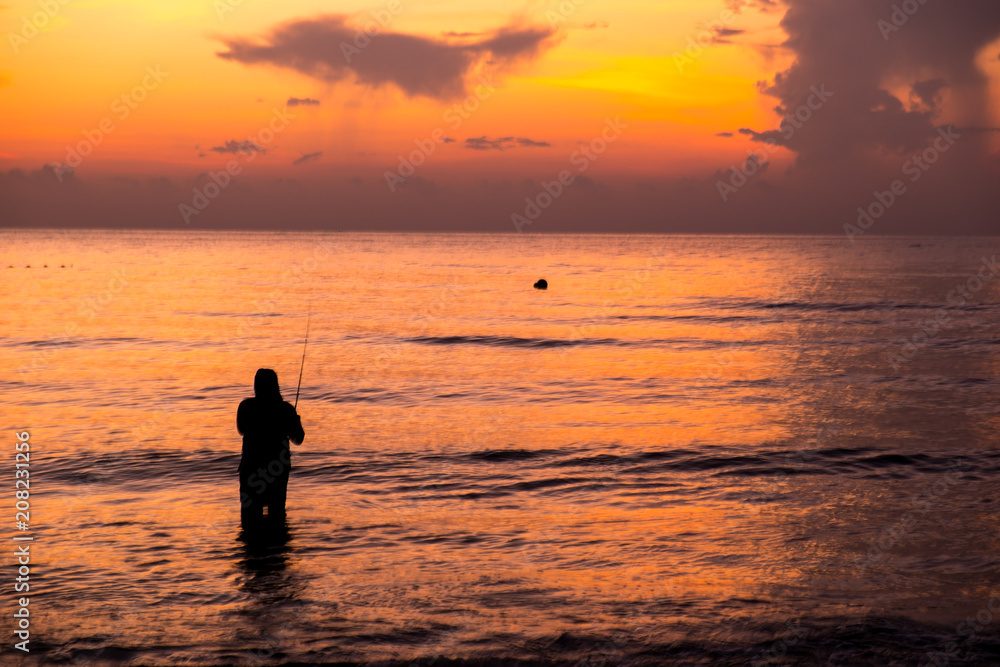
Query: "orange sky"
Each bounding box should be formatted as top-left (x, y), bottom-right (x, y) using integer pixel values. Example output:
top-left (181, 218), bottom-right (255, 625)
top-left (0, 0), bottom-right (788, 177)
top-left (3, 1), bottom-right (1000, 234)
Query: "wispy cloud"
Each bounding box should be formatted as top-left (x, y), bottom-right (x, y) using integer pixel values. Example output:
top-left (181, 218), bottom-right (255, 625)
top-left (712, 27), bottom-right (745, 44)
top-left (292, 151), bottom-right (322, 165)
top-left (287, 97), bottom-right (320, 106)
top-left (465, 136), bottom-right (551, 150)
top-left (210, 140), bottom-right (265, 155)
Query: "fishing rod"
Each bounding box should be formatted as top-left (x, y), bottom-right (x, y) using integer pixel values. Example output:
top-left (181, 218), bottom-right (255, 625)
top-left (294, 304), bottom-right (312, 410)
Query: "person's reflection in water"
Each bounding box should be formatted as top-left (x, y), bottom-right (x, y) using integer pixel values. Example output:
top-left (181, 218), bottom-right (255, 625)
top-left (237, 368), bottom-right (305, 526)
top-left (236, 518), bottom-right (295, 603)
top-left (235, 519), bottom-right (308, 661)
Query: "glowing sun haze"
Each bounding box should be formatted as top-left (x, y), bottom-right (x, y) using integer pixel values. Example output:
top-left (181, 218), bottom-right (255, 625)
top-left (1, 0), bottom-right (999, 233)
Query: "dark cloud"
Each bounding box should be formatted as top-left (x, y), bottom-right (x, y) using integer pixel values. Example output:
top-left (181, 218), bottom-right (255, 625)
top-left (44, 163), bottom-right (73, 182)
top-left (743, 0), bottom-right (1000, 164)
top-left (287, 97), bottom-right (320, 106)
top-left (466, 136), bottom-right (510, 151)
top-left (716, 132), bottom-right (734, 137)
top-left (9, 3), bottom-right (1000, 236)
top-left (953, 126), bottom-right (1000, 134)
top-left (744, 153), bottom-right (768, 176)
top-left (3, 160), bottom-right (999, 235)
top-left (292, 151), bottom-right (322, 165)
top-left (727, 0), bottom-right (779, 14)
top-left (465, 136), bottom-right (550, 150)
top-left (738, 127), bottom-right (779, 143)
top-left (910, 78), bottom-right (947, 110)
top-left (217, 16), bottom-right (557, 100)
top-left (712, 27), bottom-right (745, 44)
top-left (210, 140), bottom-right (265, 155)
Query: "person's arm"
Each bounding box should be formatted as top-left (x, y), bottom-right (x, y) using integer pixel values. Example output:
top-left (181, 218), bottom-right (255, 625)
top-left (287, 404), bottom-right (305, 445)
top-left (237, 399), bottom-right (249, 435)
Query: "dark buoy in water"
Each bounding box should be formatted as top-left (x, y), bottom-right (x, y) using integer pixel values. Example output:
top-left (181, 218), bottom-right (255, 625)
top-left (533, 278), bottom-right (548, 290)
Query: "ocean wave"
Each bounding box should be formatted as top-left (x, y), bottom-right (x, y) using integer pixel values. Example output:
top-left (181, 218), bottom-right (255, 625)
top-left (405, 335), bottom-right (622, 348)
top-left (37, 445), bottom-right (998, 497)
top-left (724, 299), bottom-right (1000, 313)
top-left (29, 614), bottom-right (1000, 666)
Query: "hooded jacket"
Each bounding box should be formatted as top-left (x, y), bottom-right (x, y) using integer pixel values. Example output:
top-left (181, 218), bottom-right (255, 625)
top-left (237, 369), bottom-right (305, 474)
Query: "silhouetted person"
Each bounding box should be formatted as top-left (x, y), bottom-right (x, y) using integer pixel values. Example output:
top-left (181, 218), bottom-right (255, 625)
top-left (238, 369), bottom-right (304, 523)
top-left (534, 278), bottom-right (548, 290)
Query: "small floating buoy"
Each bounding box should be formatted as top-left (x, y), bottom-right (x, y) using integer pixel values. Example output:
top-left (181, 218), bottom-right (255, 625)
top-left (25, 265), bottom-right (30, 268)
top-left (533, 278), bottom-right (548, 290)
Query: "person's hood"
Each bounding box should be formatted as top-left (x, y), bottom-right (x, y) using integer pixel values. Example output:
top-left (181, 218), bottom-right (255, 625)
top-left (254, 368), bottom-right (282, 401)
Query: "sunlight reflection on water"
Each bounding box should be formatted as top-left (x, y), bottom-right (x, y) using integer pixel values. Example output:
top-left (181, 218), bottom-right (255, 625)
top-left (2, 231), bottom-right (1000, 664)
